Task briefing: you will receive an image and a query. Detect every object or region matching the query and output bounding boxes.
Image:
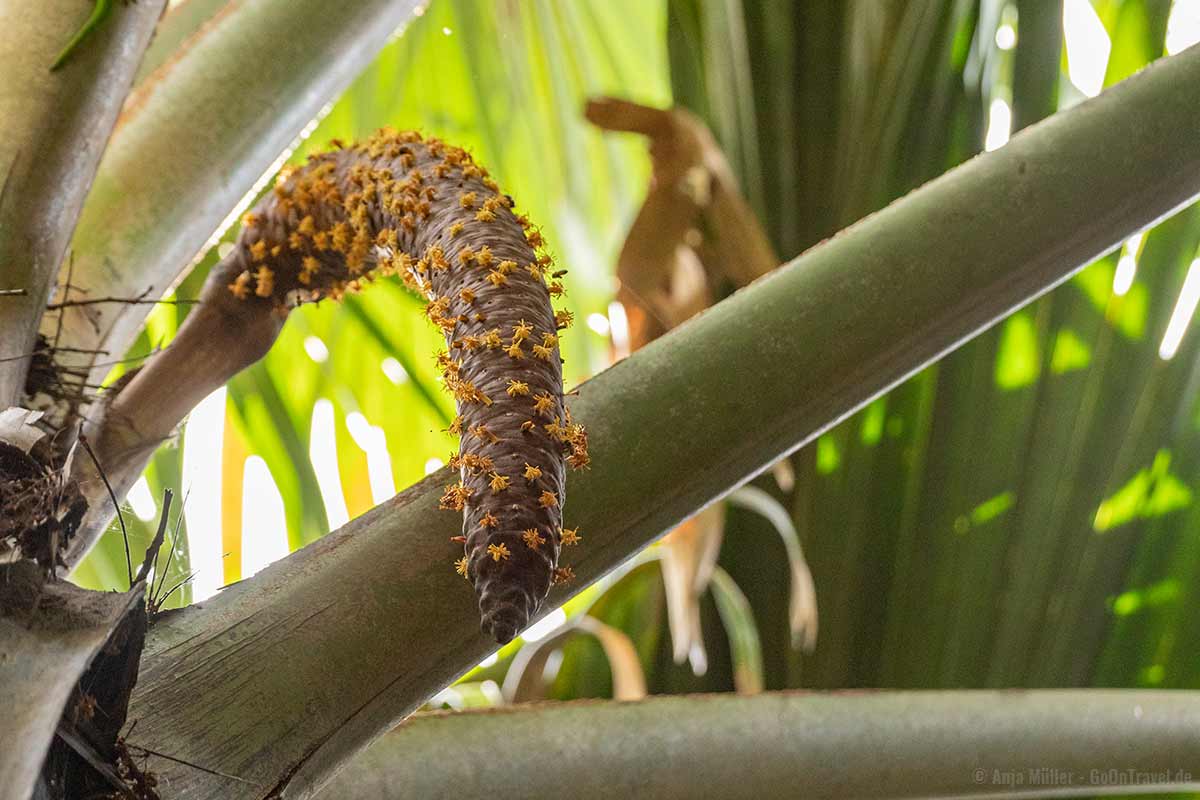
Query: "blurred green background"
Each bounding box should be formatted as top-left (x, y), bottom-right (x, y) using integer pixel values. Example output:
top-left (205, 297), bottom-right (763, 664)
top-left (74, 0), bottom-right (1200, 708)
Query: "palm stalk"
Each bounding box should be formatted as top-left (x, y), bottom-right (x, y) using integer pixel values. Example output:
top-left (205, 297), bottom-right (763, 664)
top-left (319, 691), bottom-right (1200, 799)
top-left (0, 0), bottom-right (165, 406)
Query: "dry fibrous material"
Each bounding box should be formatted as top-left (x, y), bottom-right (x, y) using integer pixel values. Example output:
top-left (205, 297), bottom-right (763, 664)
top-left (0, 408), bottom-right (84, 569)
top-left (217, 129), bottom-right (588, 643)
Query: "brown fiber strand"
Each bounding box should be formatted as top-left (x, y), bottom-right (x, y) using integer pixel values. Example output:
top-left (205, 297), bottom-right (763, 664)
top-left (215, 129), bottom-right (586, 643)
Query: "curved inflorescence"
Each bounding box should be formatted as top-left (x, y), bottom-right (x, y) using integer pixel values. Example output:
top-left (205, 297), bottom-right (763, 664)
top-left (217, 129), bottom-right (587, 643)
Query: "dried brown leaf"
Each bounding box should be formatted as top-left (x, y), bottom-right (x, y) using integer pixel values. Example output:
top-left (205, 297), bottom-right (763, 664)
top-left (658, 504), bottom-right (725, 671)
top-left (502, 615), bottom-right (647, 704)
top-left (586, 97), bottom-right (778, 350)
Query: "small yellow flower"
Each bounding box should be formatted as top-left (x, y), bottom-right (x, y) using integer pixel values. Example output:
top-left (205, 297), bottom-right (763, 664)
top-left (560, 527), bottom-right (581, 546)
top-left (439, 481), bottom-right (473, 511)
top-left (523, 463), bottom-right (542, 481)
top-left (523, 529), bottom-right (545, 550)
top-left (505, 341), bottom-right (524, 359)
top-left (455, 557), bottom-right (469, 578)
top-left (470, 424), bottom-right (499, 443)
top-left (532, 393), bottom-right (556, 417)
top-left (254, 266), bottom-right (274, 298)
top-left (487, 543), bottom-right (510, 561)
top-left (488, 472), bottom-right (511, 493)
top-left (249, 240), bottom-right (268, 262)
top-left (459, 191), bottom-right (478, 209)
top-left (538, 490), bottom-right (558, 508)
top-left (462, 453), bottom-right (494, 472)
top-left (480, 512), bottom-right (499, 529)
top-left (299, 256), bottom-right (321, 286)
top-left (227, 271), bottom-right (252, 299)
top-left (512, 320), bottom-right (534, 342)
top-left (428, 246), bottom-right (450, 271)
top-left (506, 379), bottom-right (530, 397)
top-left (331, 221), bottom-right (352, 251)
top-left (376, 228), bottom-right (399, 249)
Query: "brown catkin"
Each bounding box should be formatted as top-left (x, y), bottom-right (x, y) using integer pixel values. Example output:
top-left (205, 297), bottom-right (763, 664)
top-left (215, 129), bottom-right (587, 644)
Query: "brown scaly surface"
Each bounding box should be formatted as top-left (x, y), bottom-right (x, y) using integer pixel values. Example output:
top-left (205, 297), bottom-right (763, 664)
top-left (217, 129), bottom-right (587, 643)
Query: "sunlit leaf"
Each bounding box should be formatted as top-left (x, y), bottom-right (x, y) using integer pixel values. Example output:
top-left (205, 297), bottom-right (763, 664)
top-left (1111, 578), bottom-right (1180, 617)
top-left (1050, 328), bottom-right (1093, 373)
top-left (994, 311), bottom-right (1041, 389)
top-left (219, 402), bottom-right (249, 585)
top-left (1094, 450), bottom-right (1193, 532)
